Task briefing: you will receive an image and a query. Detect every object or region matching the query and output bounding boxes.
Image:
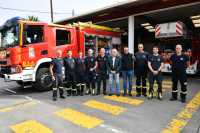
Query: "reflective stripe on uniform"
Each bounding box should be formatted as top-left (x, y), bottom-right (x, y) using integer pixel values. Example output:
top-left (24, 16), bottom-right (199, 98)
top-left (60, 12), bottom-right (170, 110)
top-left (53, 88), bottom-right (57, 91)
top-left (183, 82), bottom-right (188, 85)
top-left (76, 83), bottom-right (81, 86)
top-left (180, 91), bottom-right (187, 94)
top-left (136, 86), bottom-right (142, 88)
top-left (172, 90), bottom-right (178, 93)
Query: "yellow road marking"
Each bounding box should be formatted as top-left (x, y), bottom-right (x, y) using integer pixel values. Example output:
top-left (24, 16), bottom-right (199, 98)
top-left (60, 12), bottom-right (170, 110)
top-left (54, 108), bottom-right (103, 129)
top-left (10, 120), bottom-right (53, 133)
top-left (0, 101), bottom-right (38, 112)
top-left (83, 100), bottom-right (126, 115)
top-left (104, 95), bottom-right (143, 106)
top-left (162, 91), bottom-right (200, 133)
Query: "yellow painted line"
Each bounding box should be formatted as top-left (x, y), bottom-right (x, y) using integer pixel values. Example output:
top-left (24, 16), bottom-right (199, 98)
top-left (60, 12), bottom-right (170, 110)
top-left (0, 101), bottom-right (38, 113)
top-left (10, 120), bottom-right (53, 133)
top-left (83, 100), bottom-right (126, 115)
top-left (54, 108), bottom-right (103, 129)
top-left (104, 95), bottom-right (143, 106)
top-left (162, 91), bottom-right (200, 133)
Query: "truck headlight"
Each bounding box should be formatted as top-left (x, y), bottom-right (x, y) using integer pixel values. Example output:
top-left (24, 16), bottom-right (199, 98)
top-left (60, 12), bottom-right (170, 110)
top-left (11, 65), bottom-right (22, 74)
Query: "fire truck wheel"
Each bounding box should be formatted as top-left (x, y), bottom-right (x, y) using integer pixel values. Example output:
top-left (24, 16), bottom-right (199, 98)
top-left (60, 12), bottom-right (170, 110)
top-left (34, 68), bottom-right (53, 91)
top-left (16, 81), bottom-right (23, 86)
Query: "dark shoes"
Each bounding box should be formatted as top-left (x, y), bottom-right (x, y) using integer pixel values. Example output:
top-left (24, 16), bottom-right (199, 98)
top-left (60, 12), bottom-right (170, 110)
top-left (116, 94), bottom-right (120, 97)
top-left (53, 97), bottom-right (57, 101)
top-left (170, 97), bottom-right (177, 101)
top-left (60, 95), bottom-right (66, 99)
top-left (143, 94), bottom-right (147, 97)
top-left (170, 97), bottom-right (186, 103)
top-left (108, 93), bottom-right (113, 96)
top-left (180, 99), bottom-right (186, 103)
top-left (136, 93), bottom-right (141, 97)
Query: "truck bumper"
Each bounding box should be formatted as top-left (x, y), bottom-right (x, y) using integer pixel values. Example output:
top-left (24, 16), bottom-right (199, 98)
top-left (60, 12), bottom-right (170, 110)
top-left (2, 68), bottom-right (34, 82)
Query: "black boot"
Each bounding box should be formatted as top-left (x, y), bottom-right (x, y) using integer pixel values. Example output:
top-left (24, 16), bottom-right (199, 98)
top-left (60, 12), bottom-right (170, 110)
top-left (60, 95), bottom-right (66, 99)
top-left (53, 89), bottom-right (57, 101)
top-left (170, 92), bottom-right (177, 101)
top-left (142, 87), bottom-right (147, 97)
top-left (59, 87), bottom-right (65, 99)
top-left (180, 93), bottom-right (186, 103)
top-left (136, 87), bottom-right (141, 97)
top-left (128, 90), bottom-right (132, 97)
top-left (103, 90), bottom-right (107, 95)
top-left (80, 85), bottom-right (84, 96)
top-left (96, 88), bottom-right (100, 95)
top-left (67, 90), bottom-right (71, 96)
top-left (123, 89), bottom-right (127, 96)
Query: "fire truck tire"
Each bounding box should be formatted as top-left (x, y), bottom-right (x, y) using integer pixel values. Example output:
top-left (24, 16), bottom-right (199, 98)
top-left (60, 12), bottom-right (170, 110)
top-left (16, 81), bottom-right (23, 86)
top-left (34, 68), bottom-right (53, 91)
top-left (16, 81), bottom-right (32, 87)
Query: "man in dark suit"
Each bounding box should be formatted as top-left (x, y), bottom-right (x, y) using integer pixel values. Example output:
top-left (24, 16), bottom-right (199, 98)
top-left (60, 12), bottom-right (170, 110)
top-left (107, 48), bottom-right (121, 96)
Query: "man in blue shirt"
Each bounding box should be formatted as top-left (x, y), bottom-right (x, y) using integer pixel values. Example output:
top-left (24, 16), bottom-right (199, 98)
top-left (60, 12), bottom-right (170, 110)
top-left (135, 44), bottom-right (149, 97)
top-left (50, 50), bottom-right (66, 101)
top-left (85, 49), bottom-right (97, 95)
top-left (170, 44), bottom-right (190, 103)
top-left (64, 50), bottom-right (76, 96)
top-left (148, 46), bottom-right (164, 100)
top-left (96, 48), bottom-right (108, 95)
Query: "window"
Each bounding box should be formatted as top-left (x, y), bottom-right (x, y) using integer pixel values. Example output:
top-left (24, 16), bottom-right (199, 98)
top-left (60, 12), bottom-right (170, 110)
top-left (56, 29), bottom-right (71, 46)
top-left (24, 25), bottom-right (44, 44)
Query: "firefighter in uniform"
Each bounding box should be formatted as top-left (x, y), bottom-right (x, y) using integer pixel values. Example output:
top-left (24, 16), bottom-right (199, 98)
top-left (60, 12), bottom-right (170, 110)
top-left (148, 46), bottom-right (164, 100)
top-left (50, 50), bottom-right (66, 101)
top-left (85, 49), bottom-right (97, 95)
top-left (76, 51), bottom-right (86, 96)
top-left (170, 44), bottom-right (190, 103)
top-left (135, 44), bottom-right (149, 97)
top-left (96, 48), bottom-right (108, 95)
top-left (64, 50), bottom-right (76, 96)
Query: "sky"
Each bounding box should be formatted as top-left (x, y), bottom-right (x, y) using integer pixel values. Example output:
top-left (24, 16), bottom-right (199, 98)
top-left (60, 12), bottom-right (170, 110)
top-left (0, 0), bottom-right (126, 25)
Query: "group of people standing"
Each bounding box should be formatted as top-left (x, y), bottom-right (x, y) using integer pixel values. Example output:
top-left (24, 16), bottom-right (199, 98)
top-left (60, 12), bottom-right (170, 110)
top-left (50, 43), bottom-right (189, 103)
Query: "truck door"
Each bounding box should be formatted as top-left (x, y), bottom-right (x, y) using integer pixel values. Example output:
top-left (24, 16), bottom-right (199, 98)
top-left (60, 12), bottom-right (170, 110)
top-left (55, 28), bottom-right (78, 57)
top-left (21, 24), bottom-right (48, 68)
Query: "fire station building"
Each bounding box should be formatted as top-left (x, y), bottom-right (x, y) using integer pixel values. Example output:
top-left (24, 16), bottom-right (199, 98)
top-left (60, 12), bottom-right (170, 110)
top-left (56, 0), bottom-right (200, 54)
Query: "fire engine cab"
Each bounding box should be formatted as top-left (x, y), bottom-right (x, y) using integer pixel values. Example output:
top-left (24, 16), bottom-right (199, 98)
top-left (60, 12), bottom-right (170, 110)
top-left (0, 17), bottom-right (121, 91)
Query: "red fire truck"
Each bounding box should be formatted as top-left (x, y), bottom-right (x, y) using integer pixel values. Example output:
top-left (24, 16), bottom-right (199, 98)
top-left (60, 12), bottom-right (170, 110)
top-left (0, 17), bottom-right (121, 91)
top-left (155, 21), bottom-right (200, 75)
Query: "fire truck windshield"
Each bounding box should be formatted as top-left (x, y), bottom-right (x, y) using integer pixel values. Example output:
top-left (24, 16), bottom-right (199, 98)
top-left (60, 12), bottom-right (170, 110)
top-left (0, 25), bottom-right (19, 48)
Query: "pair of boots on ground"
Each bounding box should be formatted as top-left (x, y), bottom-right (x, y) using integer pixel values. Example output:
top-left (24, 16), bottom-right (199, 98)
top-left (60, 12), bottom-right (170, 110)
top-left (136, 87), bottom-right (163, 100)
top-left (85, 88), bottom-right (107, 96)
top-left (66, 84), bottom-right (85, 96)
top-left (170, 92), bottom-right (186, 103)
top-left (53, 84), bottom-right (85, 101)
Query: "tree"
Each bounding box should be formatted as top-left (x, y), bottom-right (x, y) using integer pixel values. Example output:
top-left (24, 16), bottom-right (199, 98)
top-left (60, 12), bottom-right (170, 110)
top-left (27, 16), bottom-right (39, 21)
